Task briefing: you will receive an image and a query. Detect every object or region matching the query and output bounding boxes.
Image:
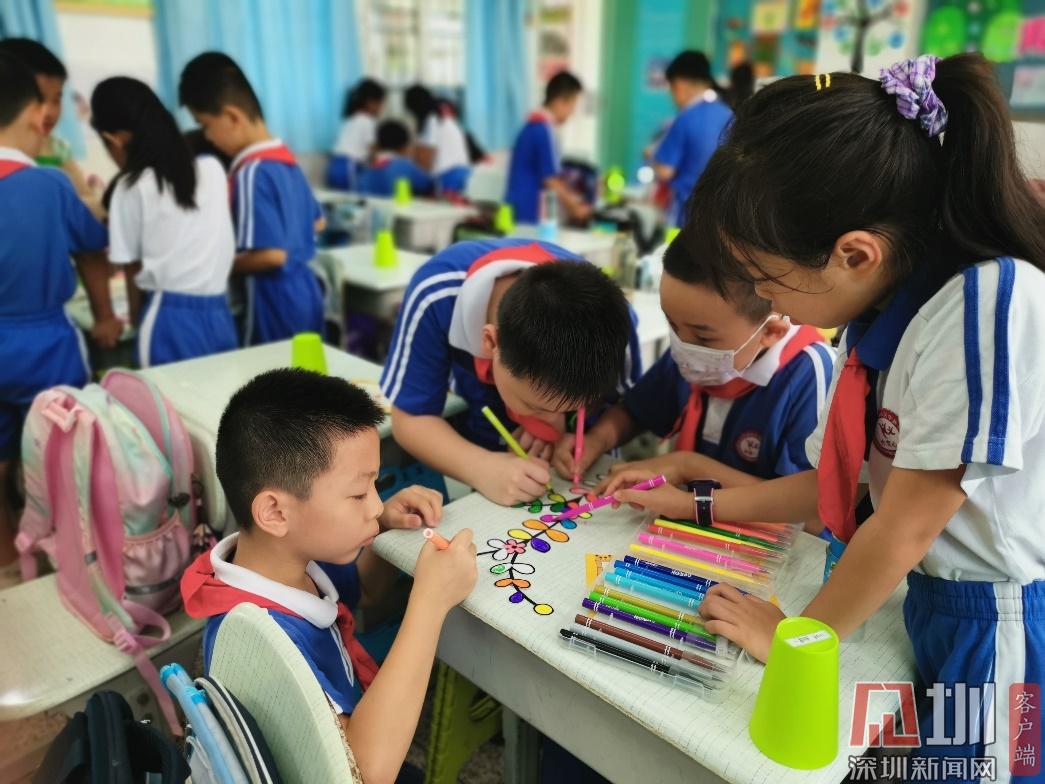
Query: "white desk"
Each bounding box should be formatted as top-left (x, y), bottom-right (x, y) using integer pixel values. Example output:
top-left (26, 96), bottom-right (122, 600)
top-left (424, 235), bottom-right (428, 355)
top-left (373, 464), bottom-right (915, 784)
top-left (314, 189), bottom-right (477, 253)
top-left (140, 341), bottom-right (466, 531)
top-left (0, 574), bottom-right (202, 721)
top-left (629, 290), bottom-right (670, 370)
top-left (511, 224), bottom-right (618, 270)
top-left (313, 244), bottom-right (429, 321)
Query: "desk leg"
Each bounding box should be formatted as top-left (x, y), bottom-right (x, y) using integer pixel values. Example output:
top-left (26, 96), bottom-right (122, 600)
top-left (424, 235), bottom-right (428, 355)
top-left (502, 708), bottom-right (540, 784)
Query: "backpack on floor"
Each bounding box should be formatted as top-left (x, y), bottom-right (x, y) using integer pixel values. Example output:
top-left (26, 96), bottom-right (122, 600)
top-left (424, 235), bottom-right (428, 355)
top-left (15, 369), bottom-right (198, 734)
top-left (34, 690), bottom-right (190, 784)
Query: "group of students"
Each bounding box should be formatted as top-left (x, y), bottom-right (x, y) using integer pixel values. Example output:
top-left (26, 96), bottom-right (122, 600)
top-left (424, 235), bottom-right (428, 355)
top-left (330, 77), bottom-right (481, 198)
top-left (183, 50), bottom-right (1045, 782)
top-left (4, 29), bottom-right (1045, 782)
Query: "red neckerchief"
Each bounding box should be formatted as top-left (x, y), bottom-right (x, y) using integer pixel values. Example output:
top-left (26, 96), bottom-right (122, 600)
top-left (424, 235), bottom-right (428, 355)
top-left (181, 550), bottom-right (379, 690)
top-left (0, 161), bottom-right (30, 179)
top-left (370, 153), bottom-right (394, 170)
top-left (527, 110), bottom-right (553, 125)
top-left (670, 325), bottom-right (825, 452)
top-left (227, 143), bottom-right (298, 201)
top-left (468, 243), bottom-right (561, 442)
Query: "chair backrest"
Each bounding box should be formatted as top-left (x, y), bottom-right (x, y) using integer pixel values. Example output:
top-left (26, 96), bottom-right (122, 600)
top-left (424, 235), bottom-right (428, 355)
top-left (209, 604), bottom-right (362, 784)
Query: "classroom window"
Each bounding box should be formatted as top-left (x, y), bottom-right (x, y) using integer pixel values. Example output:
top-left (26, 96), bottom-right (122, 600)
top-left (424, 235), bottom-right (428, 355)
top-left (358, 0), bottom-right (464, 88)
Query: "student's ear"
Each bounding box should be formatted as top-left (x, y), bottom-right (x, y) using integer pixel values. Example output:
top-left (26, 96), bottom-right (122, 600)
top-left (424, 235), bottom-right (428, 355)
top-left (758, 315), bottom-right (791, 348)
top-left (831, 231), bottom-right (887, 282)
top-left (251, 489), bottom-right (290, 538)
top-left (480, 324), bottom-right (499, 359)
top-left (25, 101), bottom-right (46, 136)
top-left (224, 105), bottom-right (248, 128)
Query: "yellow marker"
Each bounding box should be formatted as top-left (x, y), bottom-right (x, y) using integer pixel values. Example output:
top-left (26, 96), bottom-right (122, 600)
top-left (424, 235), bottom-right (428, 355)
top-left (481, 406), bottom-right (553, 492)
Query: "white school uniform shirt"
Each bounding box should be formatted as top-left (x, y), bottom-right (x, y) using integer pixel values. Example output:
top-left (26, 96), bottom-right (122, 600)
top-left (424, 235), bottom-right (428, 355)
top-left (419, 114), bottom-right (470, 175)
top-left (333, 113), bottom-right (377, 161)
top-left (806, 257), bottom-right (1045, 584)
top-left (108, 156), bottom-right (234, 296)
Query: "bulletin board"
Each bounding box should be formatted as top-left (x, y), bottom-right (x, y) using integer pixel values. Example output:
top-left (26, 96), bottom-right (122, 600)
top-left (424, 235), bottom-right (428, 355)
top-left (714, 0), bottom-right (823, 78)
top-left (921, 0), bottom-right (1045, 114)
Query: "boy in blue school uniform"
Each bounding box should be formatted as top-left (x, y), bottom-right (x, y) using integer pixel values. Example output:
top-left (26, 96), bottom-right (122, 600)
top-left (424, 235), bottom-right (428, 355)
top-left (652, 51), bottom-right (733, 227)
top-left (381, 238), bottom-right (642, 506)
top-left (0, 53), bottom-right (118, 583)
top-left (183, 369), bottom-right (476, 784)
top-left (505, 71), bottom-right (592, 225)
top-left (357, 119), bottom-right (434, 198)
top-left (178, 52), bottom-right (324, 346)
top-left (557, 238), bottom-right (834, 490)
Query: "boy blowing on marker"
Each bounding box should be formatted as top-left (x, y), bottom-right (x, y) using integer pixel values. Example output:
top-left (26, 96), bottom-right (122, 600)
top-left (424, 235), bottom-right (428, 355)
top-left (182, 370), bottom-right (477, 784)
top-left (381, 238), bottom-right (642, 506)
top-left (555, 238), bottom-right (833, 495)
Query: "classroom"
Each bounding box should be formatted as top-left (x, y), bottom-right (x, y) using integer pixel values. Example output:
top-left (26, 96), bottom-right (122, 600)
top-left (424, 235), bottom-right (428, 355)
top-left (2, 0), bottom-right (1045, 782)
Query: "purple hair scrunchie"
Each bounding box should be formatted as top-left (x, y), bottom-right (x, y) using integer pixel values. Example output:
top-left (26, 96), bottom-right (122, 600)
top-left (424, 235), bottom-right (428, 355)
top-left (880, 55), bottom-right (948, 138)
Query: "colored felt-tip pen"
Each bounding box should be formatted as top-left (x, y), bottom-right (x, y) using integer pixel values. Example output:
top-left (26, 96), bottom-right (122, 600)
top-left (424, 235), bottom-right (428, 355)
top-left (552, 475), bottom-right (667, 521)
top-left (423, 528), bottom-right (450, 550)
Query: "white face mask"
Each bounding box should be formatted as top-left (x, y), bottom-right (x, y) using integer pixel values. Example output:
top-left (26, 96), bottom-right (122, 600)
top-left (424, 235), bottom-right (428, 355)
top-left (669, 317), bottom-right (775, 386)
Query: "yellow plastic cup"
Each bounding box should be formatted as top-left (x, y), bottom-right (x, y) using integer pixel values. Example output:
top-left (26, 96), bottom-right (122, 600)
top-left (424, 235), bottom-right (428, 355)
top-left (374, 229), bottom-right (398, 269)
top-left (749, 616), bottom-right (839, 769)
top-left (290, 332), bottom-right (327, 374)
top-left (393, 177), bottom-right (412, 205)
top-left (494, 203), bottom-right (515, 235)
top-left (665, 227), bottom-right (681, 244)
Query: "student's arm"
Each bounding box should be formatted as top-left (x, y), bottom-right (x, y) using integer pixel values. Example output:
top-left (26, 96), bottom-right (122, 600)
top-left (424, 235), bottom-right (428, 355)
top-left (391, 408), bottom-right (550, 506)
top-left (123, 262), bottom-right (143, 326)
top-left (343, 530), bottom-right (477, 784)
top-left (76, 251), bottom-right (122, 349)
top-left (543, 176), bottom-right (591, 222)
top-left (653, 163), bottom-right (676, 181)
top-left (652, 116), bottom-right (685, 183)
top-left (413, 144), bottom-right (435, 173)
top-left (701, 467), bottom-right (965, 662)
top-left (233, 249), bottom-right (287, 273)
top-left (596, 451), bottom-right (765, 496)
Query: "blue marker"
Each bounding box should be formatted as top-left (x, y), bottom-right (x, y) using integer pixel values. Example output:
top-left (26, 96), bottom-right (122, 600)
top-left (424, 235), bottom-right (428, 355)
top-left (622, 555), bottom-right (717, 590)
top-left (604, 571), bottom-right (705, 609)
top-left (612, 560), bottom-right (712, 594)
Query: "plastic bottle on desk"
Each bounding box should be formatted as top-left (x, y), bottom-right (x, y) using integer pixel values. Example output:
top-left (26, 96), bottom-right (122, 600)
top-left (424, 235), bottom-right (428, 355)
top-left (613, 232), bottom-right (639, 290)
top-left (538, 189), bottom-right (558, 241)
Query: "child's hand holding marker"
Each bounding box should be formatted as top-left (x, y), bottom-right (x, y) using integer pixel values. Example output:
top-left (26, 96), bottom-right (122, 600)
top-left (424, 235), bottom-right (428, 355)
top-left (380, 485), bottom-right (444, 530)
top-left (595, 453), bottom-right (700, 491)
top-left (596, 468), bottom-right (693, 520)
top-left (415, 528), bottom-right (478, 615)
top-left (480, 406), bottom-right (554, 505)
top-left (550, 427), bottom-right (613, 482)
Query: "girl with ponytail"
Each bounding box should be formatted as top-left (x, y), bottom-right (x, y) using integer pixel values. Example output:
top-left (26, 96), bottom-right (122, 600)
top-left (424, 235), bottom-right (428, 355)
top-left (604, 53), bottom-right (1045, 762)
top-left (92, 76), bottom-right (236, 367)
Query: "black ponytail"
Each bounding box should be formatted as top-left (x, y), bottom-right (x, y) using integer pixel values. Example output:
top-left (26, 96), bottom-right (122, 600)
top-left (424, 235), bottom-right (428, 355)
top-left (682, 53), bottom-right (1045, 296)
top-left (91, 76), bottom-right (197, 210)
top-left (342, 78), bottom-right (387, 118)
top-left (404, 84), bottom-right (437, 133)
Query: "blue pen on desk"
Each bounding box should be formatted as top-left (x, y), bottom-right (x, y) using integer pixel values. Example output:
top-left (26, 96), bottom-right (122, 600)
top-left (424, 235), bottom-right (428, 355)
top-left (612, 560), bottom-right (711, 594)
top-left (621, 555), bottom-right (717, 590)
top-left (603, 571), bottom-right (705, 610)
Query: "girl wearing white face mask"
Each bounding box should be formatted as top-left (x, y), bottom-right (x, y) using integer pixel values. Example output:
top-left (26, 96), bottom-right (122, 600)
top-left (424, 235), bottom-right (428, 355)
top-left (553, 240), bottom-right (835, 492)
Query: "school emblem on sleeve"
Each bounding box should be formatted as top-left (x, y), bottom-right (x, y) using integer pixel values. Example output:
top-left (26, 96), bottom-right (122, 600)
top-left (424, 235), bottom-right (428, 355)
top-left (734, 431), bottom-right (762, 462)
top-left (874, 408), bottom-right (900, 458)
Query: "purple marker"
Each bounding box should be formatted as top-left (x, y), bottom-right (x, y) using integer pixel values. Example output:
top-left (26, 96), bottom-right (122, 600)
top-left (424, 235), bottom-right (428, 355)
top-left (581, 597), bottom-right (717, 652)
top-left (553, 475), bottom-right (668, 521)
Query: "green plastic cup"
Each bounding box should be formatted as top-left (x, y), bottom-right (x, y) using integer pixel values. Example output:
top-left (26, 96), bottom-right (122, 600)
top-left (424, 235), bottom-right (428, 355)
top-left (749, 616), bottom-right (839, 769)
top-left (393, 177), bottom-right (412, 205)
top-left (374, 229), bottom-right (398, 268)
top-left (494, 203), bottom-right (515, 235)
top-left (290, 332), bottom-right (327, 374)
top-left (665, 227), bottom-right (681, 244)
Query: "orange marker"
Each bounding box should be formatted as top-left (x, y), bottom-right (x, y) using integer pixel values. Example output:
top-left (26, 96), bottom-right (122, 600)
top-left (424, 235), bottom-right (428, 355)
top-left (423, 528), bottom-right (450, 550)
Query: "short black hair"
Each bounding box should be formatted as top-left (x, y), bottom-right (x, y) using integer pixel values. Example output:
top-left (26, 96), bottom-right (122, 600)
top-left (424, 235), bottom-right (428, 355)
top-left (0, 52), bottom-right (42, 128)
top-left (665, 50), bottom-right (713, 84)
top-left (544, 71), bottom-right (582, 104)
top-left (663, 235), bottom-right (771, 322)
top-left (216, 369), bottom-right (384, 531)
top-left (497, 259), bottom-right (631, 407)
top-left (178, 51), bottom-right (263, 120)
top-left (376, 119), bottom-right (410, 152)
top-left (0, 38), bottom-right (66, 78)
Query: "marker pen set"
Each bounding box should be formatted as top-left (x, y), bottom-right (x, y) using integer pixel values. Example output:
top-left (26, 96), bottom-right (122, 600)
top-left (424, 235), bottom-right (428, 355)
top-left (561, 515), bottom-right (799, 699)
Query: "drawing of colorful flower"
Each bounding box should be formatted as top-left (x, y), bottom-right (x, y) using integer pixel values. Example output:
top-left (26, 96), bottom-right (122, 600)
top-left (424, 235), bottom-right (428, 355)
top-left (487, 537), bottom-right (527, 559)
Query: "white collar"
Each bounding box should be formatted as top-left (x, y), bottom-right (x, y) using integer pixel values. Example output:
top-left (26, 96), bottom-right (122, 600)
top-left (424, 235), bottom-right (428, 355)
top-left (0, 147), bottom-right (36, 167)
top-left (742, 322), bottom-right (801, 387)
top-left (210, 533), bottom-right (339, 628)
top-left (447, 258), bottom-right (541, 356)
top-left (229, 138), bottom-right (284, 173)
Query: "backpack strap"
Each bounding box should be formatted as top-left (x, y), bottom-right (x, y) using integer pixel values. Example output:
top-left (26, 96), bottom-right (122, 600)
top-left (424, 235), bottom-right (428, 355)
top-left (108, 618), bottom-right (182, 737)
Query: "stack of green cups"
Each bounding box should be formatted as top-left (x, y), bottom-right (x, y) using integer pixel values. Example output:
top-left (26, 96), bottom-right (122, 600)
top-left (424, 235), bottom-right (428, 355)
top-left (290, 333), bottom-right (328, 374)
top-left (749, 616), bottom-right (839, 769)
top-left (494, 203), bottom-right (515, 235)
top-left (374, 228), bottom-right (398, 268)
top-left (393, 177), bottom-right (412, 205)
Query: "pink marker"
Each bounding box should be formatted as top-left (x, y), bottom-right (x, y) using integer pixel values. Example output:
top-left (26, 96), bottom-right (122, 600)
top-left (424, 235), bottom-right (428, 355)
top-left (553, 475), bottom-right (668, 521)
top-left (423, 528), bottom-right (450, 550)
top-left (636, 532), bottom-right (765, 574)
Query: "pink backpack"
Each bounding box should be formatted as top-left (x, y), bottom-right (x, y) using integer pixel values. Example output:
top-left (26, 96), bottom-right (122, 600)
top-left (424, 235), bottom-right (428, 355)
top-left (16, 369), bottom-right (198, 734)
